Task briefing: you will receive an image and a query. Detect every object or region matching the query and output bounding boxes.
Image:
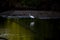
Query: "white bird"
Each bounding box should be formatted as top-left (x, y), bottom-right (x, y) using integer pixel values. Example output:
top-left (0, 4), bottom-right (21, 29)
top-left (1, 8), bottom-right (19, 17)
top-left (29, 14), bottom-right (35, 18)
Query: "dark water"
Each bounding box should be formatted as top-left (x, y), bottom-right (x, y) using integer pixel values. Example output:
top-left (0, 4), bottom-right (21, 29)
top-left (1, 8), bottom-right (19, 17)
top-left (0, 16), bottom-right (60, 40)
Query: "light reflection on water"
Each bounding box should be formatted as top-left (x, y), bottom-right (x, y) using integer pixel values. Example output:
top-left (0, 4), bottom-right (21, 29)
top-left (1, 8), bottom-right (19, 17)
top-left (1, 15), bottom-right (35, 19)
top-left (30, 22), bottom-right (35, 27)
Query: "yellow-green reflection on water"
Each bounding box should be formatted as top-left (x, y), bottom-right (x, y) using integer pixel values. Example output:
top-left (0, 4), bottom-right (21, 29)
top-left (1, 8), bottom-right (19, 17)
top-left (0, 18), bottom-right (34, 40)
top-left (0, 17), bottom-right (56, 40)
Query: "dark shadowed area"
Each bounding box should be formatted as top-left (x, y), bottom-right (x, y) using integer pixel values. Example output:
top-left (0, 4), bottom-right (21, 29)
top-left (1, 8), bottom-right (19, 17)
top-left (0, 0), bottom-right (60, 11)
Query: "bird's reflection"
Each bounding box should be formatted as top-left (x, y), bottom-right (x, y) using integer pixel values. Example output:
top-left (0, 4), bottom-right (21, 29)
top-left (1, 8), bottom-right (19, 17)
top-left (30, 22), bottom-right (35, 27)
top-left (30, 22), bottom-right (35, 31)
